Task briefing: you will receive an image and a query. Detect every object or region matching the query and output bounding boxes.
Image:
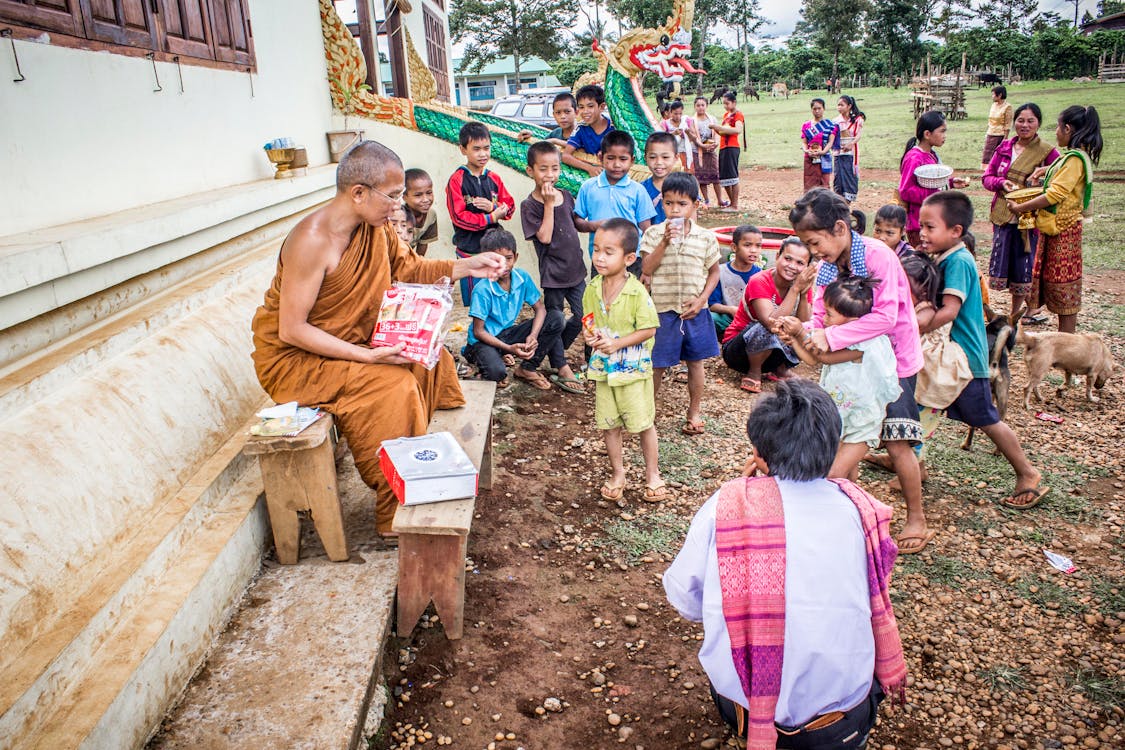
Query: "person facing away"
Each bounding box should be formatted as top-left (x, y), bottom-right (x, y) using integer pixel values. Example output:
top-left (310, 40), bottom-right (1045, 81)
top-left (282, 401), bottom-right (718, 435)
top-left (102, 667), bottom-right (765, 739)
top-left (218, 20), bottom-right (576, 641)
top-left (664, 378), bottom-right (907, 750)
top-left (446, 121), bottom-right (516, 304)
top-left (250, 140), bottom-right (505, 540)
top-left (574, 129), bottom-right (656, 276)
top-left (520, 141), bottom-right (597, 393)
top-left (708, 224), bottom-right (763, 338)
top-left (581, 218), bottom-right (666, 503)
top-left (639, 172), bottom-right (722, 437)
top-left (916, 191), bottom-right (1046, 511)
top-left (403, 168), bottom-right (438, 256)
top-left (562, 83), bottom-right (615, 177)
top-left (462, 227), bottom-right (564, 390)
top-left (777, 277), bottom-right (902, 482)
top-left (642, 131), bottom-right (679, 225)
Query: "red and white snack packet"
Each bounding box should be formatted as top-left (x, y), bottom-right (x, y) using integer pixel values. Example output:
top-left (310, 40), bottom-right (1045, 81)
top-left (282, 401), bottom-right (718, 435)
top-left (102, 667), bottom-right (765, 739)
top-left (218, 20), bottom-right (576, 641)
top-left (370, 279), bottom-right (454, 369)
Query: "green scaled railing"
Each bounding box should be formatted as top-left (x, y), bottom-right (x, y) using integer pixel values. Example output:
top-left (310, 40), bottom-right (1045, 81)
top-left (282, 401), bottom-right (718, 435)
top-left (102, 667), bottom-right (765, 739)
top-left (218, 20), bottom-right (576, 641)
top-left (605, 68), bottom-right (656, 163)
top-left (467, 111), bottom-right (553, 139)
top-left (414, 104), bottom-right (588, 195)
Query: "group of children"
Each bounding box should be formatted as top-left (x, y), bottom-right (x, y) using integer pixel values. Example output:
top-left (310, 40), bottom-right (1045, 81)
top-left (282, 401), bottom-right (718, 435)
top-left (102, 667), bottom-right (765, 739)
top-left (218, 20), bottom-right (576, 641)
top-left (381, 85), bottom-right (1049, 541)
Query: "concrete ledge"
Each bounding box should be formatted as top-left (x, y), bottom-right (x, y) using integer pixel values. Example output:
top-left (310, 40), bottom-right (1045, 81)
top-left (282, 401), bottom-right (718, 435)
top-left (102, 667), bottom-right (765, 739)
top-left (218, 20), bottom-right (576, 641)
top-left (0, 166), bottom-right (335, 330)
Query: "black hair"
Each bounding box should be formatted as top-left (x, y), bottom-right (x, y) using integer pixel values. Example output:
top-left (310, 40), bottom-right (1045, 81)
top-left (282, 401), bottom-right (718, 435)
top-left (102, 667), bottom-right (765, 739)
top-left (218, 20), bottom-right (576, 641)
top-left (837, 94), bottom-right (865, 122)
top-left (922, 190), bottom-right (974, 249)
top-left (600, 129), bottom-right (635, 156)
top-left (900, 253), bottom-right (940, 307)
top-left (526, 140), bottom-right (559, 167)
top-left (667, 99), bottom-right (685, 111)
top-left (480, 226), bottom-right (517, 253)
top-left (721, 90), bottom-right (737, 104)
top-left (745, 379), bottom-right (841, 481)
top-left (1012, 102), bottom-right (1043, 126)
top-left (731, 225), bottom-right (762, 246)
top-left (1058, 105), bottom-right (1103, 165)
top-left (902, 110), bottom-right (945, 164)
top-left (575, 84), bottom-right (605, 106)
top-left (874, 204), bottom-right (907, 228)
top-left (823, 276), bottom-right (879, 318)
top-left (645, 131), bottom-right (677, 153)
top-left (459, 121), bottom-right (490, 147)
top-left (694, 95), bottom-right (708, 105)
top-left (810, 97), bottom-right (826, 108)
top-left (404, 167), bottom-right (431, 187)
top-left (598, 217), bottom-right (640, 253)
top-left (552, 92), bottom-right (577, 110)
top-left (789, 187), bottom-right (866, 234)
top-left (992, 85), bottom-right (1007, 99)
top-left (658, 101), bottom-right (671, 118)
top-left (778, 235), bottom-right (811, 261)
top-left (661, 171), bottom-right (699, 201)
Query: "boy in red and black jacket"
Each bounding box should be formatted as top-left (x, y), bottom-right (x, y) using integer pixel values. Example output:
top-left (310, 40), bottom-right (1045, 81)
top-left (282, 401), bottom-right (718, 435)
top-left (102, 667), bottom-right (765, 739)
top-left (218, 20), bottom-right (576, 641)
top-left (446, 121), bottom-right (516, 305)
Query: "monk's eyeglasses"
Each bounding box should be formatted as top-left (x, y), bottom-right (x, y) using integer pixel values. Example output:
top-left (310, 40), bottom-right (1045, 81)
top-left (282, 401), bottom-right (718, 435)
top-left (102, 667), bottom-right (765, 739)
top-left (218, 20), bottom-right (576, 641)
top-left (361, 184), bottom-right (405, 204)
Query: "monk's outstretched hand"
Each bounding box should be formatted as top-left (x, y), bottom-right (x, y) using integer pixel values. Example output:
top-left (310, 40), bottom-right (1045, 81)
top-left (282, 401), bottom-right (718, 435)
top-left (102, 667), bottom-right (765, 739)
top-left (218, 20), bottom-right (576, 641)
top-left (455, 252), bottom-right (507, 281)
top-left (363, 342), bottom-right (414, 366)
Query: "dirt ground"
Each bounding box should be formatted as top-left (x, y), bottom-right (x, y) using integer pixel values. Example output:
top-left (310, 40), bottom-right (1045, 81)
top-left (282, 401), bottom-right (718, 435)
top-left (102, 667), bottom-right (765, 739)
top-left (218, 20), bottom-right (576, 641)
top-left (372, 168), bottom-right (1124, 750)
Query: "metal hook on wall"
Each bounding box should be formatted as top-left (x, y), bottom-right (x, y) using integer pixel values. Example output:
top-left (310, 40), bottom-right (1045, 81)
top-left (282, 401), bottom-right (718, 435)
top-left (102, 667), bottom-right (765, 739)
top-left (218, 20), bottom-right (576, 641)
top-left (246, 67), bottom-right (254, 98)
top-left (173, 55), bottom-right (184, 93)
top-left (145, 52), bottom-right (162, 93)
top-left (2, 28), bottom-right (26, 83)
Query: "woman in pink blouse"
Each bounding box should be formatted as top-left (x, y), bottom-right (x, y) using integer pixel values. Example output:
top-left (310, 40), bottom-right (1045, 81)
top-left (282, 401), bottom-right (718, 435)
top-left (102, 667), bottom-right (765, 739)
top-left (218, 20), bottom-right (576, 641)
top-left (898, 111), bottom-right (970, 248)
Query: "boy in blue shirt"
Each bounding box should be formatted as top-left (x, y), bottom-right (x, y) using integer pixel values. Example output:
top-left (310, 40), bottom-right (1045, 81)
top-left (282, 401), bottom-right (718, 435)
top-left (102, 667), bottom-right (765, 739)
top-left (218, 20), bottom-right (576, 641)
top-left (575, 130), bottom-right (656, 277)
top-left (708, 224), bottom-right (763, 337)
top-left (463, 228), bottom-right (564, 389)
top-left (642, 131), bottom-right (678, 225)
top-left (563, 84), bottom-right (614, 177)
top-left (917, 191), bottom-right (1045, 510)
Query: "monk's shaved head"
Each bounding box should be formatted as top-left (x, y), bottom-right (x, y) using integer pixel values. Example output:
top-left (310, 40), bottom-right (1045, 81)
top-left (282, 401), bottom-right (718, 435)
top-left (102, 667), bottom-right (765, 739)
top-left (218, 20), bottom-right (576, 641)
top-left (336, 140), bottom-right (403, 192)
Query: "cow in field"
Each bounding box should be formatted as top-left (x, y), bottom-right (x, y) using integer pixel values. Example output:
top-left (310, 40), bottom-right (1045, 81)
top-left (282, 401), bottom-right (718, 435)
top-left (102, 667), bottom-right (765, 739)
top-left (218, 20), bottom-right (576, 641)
top-left (977, 72), bottom-right (1003, 87)
top-left (771, 82), bottom-right (789, 99)
top-left (743, 84), bottom-right (759, 101)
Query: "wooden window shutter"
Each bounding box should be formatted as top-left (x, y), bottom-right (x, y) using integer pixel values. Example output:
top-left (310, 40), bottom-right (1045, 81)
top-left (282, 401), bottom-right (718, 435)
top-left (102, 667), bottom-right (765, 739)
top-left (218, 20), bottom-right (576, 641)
top-left (78, 0), bottom-right (158, 48)
top-left (0, 0), bottom-right (85, 36)
top-left (206, 0), bottom-right (252, 66)
top-left (156, 0), bottom-right (211, 59)
top-left (422, 5), bottom-right (449, 101)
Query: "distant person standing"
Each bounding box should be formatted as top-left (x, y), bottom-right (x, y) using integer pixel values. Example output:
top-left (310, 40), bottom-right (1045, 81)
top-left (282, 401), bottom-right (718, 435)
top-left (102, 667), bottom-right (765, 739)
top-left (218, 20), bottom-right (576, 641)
top-left (713, 91), bottom-right (745, 211)
top-left (833, 95), bottom-right (865, 203)
top-left (981, 86), bottom-right (1013, 171)
top-left (801, 98), bottom-right (838, 191)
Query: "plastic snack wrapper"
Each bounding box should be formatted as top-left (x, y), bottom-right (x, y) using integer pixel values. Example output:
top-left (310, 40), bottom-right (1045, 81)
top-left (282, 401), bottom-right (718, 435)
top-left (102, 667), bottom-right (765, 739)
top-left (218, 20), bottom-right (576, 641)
top-left (370, 279), bottom-right (454, 369)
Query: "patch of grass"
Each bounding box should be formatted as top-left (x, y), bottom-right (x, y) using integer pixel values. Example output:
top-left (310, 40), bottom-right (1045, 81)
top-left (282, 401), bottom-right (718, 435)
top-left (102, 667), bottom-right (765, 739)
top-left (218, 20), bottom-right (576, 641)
top-left (493, 440), bottom-right (514, 456)
top-left (976, 664), bottom-right (1028, 694)
top-left (1084, 292), bottom-right (1125, 334)
top-left (894, 553), bottom-right (926, 577)
top-left (632, 433), bottom-right (721, 485)
top-left (1082, 183), bottom-right (1125, 272)
top-left (955, 512), bottom-right (995, 534)
top-left (1014, 576), bottom-right (1087, 614)
top-left (924, 554), bottom-right (990, 586)
top-left (1070, 667), bottom-right (1125, 711)
top-left (1038, 491), bottom-right (1103, 525)
top-left (1089, 574), bottom-right (1125, 617)
top-left (598, 512), bottom-right (689, 563)
top-left (923, 429), bottom-right (1011, 500)
top-left (1017, 525), bottom-right (1056, 546)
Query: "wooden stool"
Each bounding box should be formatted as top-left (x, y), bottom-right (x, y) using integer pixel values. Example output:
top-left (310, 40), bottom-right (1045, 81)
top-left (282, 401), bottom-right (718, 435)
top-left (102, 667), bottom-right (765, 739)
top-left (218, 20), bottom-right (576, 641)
top-left (244, 414), bottom-right (348, 564)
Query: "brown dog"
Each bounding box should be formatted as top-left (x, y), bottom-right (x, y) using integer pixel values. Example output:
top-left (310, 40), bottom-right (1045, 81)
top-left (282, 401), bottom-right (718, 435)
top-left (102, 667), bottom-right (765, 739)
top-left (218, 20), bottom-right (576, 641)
top-left (1018, 328), bottom-right (1119, 408)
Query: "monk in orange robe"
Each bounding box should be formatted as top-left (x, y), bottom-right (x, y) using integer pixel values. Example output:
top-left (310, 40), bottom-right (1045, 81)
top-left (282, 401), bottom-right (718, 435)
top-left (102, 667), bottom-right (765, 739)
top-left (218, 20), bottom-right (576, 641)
top-left (251, 141), bottom-right (505, 537)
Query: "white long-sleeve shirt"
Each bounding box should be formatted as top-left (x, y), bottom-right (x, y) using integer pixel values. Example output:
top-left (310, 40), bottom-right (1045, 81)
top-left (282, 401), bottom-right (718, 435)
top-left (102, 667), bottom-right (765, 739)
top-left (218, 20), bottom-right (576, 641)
top-left (663, 479), bottom-right (875, 726)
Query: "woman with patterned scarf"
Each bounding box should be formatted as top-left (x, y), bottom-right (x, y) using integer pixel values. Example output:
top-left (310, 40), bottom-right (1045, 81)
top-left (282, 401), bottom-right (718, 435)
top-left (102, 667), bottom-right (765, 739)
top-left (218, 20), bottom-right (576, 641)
top-left (981, 102), bottom-right (1058, 324)
top-left (665, 379), bottom-right (907, 749)
top-left (801, 98), bottom-right (838, 191)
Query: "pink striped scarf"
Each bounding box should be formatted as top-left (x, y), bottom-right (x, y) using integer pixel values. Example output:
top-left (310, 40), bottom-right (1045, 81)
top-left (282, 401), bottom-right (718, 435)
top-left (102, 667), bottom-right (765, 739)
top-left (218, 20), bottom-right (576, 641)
top-left (715, 476), bottom-right (907, 749)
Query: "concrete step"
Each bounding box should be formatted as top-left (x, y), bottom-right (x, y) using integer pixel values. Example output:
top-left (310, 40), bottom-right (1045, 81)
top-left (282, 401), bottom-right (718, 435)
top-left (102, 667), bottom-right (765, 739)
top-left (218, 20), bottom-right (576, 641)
top-left (149, 455), bottom-right (399, 750)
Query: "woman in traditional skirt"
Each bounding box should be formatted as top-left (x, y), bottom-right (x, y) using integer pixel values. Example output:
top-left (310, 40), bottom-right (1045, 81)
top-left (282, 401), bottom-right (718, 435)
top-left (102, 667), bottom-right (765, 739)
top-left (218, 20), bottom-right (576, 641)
top-left (801, 98), bottom-right (838, 191)
top-left (713, 91), bottom-right (745, 211)
top-left (832, 95), bottom-right (865, 203)
top-left (720, 238), bottom-right (816, 393)
top-left (981, 102), bottom-right (1058, 323)
top-left (1008, 105), bottom-right (1102, 333)
top-left (691, 96), bottom-right (722, 207)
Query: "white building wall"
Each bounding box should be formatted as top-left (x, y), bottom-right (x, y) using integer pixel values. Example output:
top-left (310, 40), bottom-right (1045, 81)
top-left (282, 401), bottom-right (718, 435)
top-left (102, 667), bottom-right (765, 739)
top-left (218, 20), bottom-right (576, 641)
top-left (0, 0), bottom-right (334, 236)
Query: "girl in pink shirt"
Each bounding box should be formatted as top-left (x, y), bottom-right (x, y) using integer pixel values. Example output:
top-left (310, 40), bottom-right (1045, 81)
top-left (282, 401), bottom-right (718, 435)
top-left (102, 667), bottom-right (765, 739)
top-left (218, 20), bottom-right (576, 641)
top-left (899, 111), bottom-right (970, 249)
top-left (789, 187), bottom-right (932, 554)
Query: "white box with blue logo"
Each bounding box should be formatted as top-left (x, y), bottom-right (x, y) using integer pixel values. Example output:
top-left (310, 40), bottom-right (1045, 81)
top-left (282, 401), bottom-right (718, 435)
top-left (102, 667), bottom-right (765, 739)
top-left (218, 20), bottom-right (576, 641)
top-left (378, 431), bottom-right (478, 505)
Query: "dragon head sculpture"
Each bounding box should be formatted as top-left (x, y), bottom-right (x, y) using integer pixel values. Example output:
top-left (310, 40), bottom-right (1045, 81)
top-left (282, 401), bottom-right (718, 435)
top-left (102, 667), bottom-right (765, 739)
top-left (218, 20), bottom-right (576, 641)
top-left (608, 0), bottom-right (703, 83)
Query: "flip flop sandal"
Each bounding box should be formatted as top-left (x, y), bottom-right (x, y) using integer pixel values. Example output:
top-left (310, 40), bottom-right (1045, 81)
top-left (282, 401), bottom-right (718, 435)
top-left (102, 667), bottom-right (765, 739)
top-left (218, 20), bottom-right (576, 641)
top-left (600, 483), bottom-right (625, 500)
top-left (1021, 314), bottom-right (1050, 325)
top-left (550, 374), bottom-right (586, 395)
top-left (515, 370), bottom-right (552, 390)
top-left (682, 420), bottom-right (706, 435)
top-left (1000, 486), bottom-right (1050, 510)
top-left (719, 200), bottom-right (731, 208)
top-left (740, 377), bottom-right (762, 394)
top-left (643, 482), bottom-right (671, 502)
top-left (496, 378), bottom-right (511, 390)
top-left (895, 529), bottom-right (936, 555)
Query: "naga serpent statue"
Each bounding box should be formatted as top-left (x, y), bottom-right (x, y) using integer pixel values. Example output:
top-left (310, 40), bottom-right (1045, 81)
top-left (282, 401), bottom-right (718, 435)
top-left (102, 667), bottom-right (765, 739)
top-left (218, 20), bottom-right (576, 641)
top-left (319, 0), bottom-right (702, 194)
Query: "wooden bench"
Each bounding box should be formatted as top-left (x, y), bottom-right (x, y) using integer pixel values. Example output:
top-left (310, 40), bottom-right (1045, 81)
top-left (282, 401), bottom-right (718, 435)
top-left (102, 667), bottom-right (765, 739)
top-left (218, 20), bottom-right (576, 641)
top-left (243, 414), bottom-right (348, 565)
top-left (393, 379), bottom-right (496, 640)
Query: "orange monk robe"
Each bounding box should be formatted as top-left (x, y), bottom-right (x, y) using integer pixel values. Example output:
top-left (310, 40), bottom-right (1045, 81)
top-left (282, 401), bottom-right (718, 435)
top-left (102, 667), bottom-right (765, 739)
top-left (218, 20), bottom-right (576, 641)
top-left (251, 221), bottom-right (465, 533)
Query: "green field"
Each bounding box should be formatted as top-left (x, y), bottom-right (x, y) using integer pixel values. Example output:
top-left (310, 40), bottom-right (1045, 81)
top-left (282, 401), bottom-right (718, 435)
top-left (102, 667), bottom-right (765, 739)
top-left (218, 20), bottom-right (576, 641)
top-left (663, 81), bottom-right (1124, 172)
